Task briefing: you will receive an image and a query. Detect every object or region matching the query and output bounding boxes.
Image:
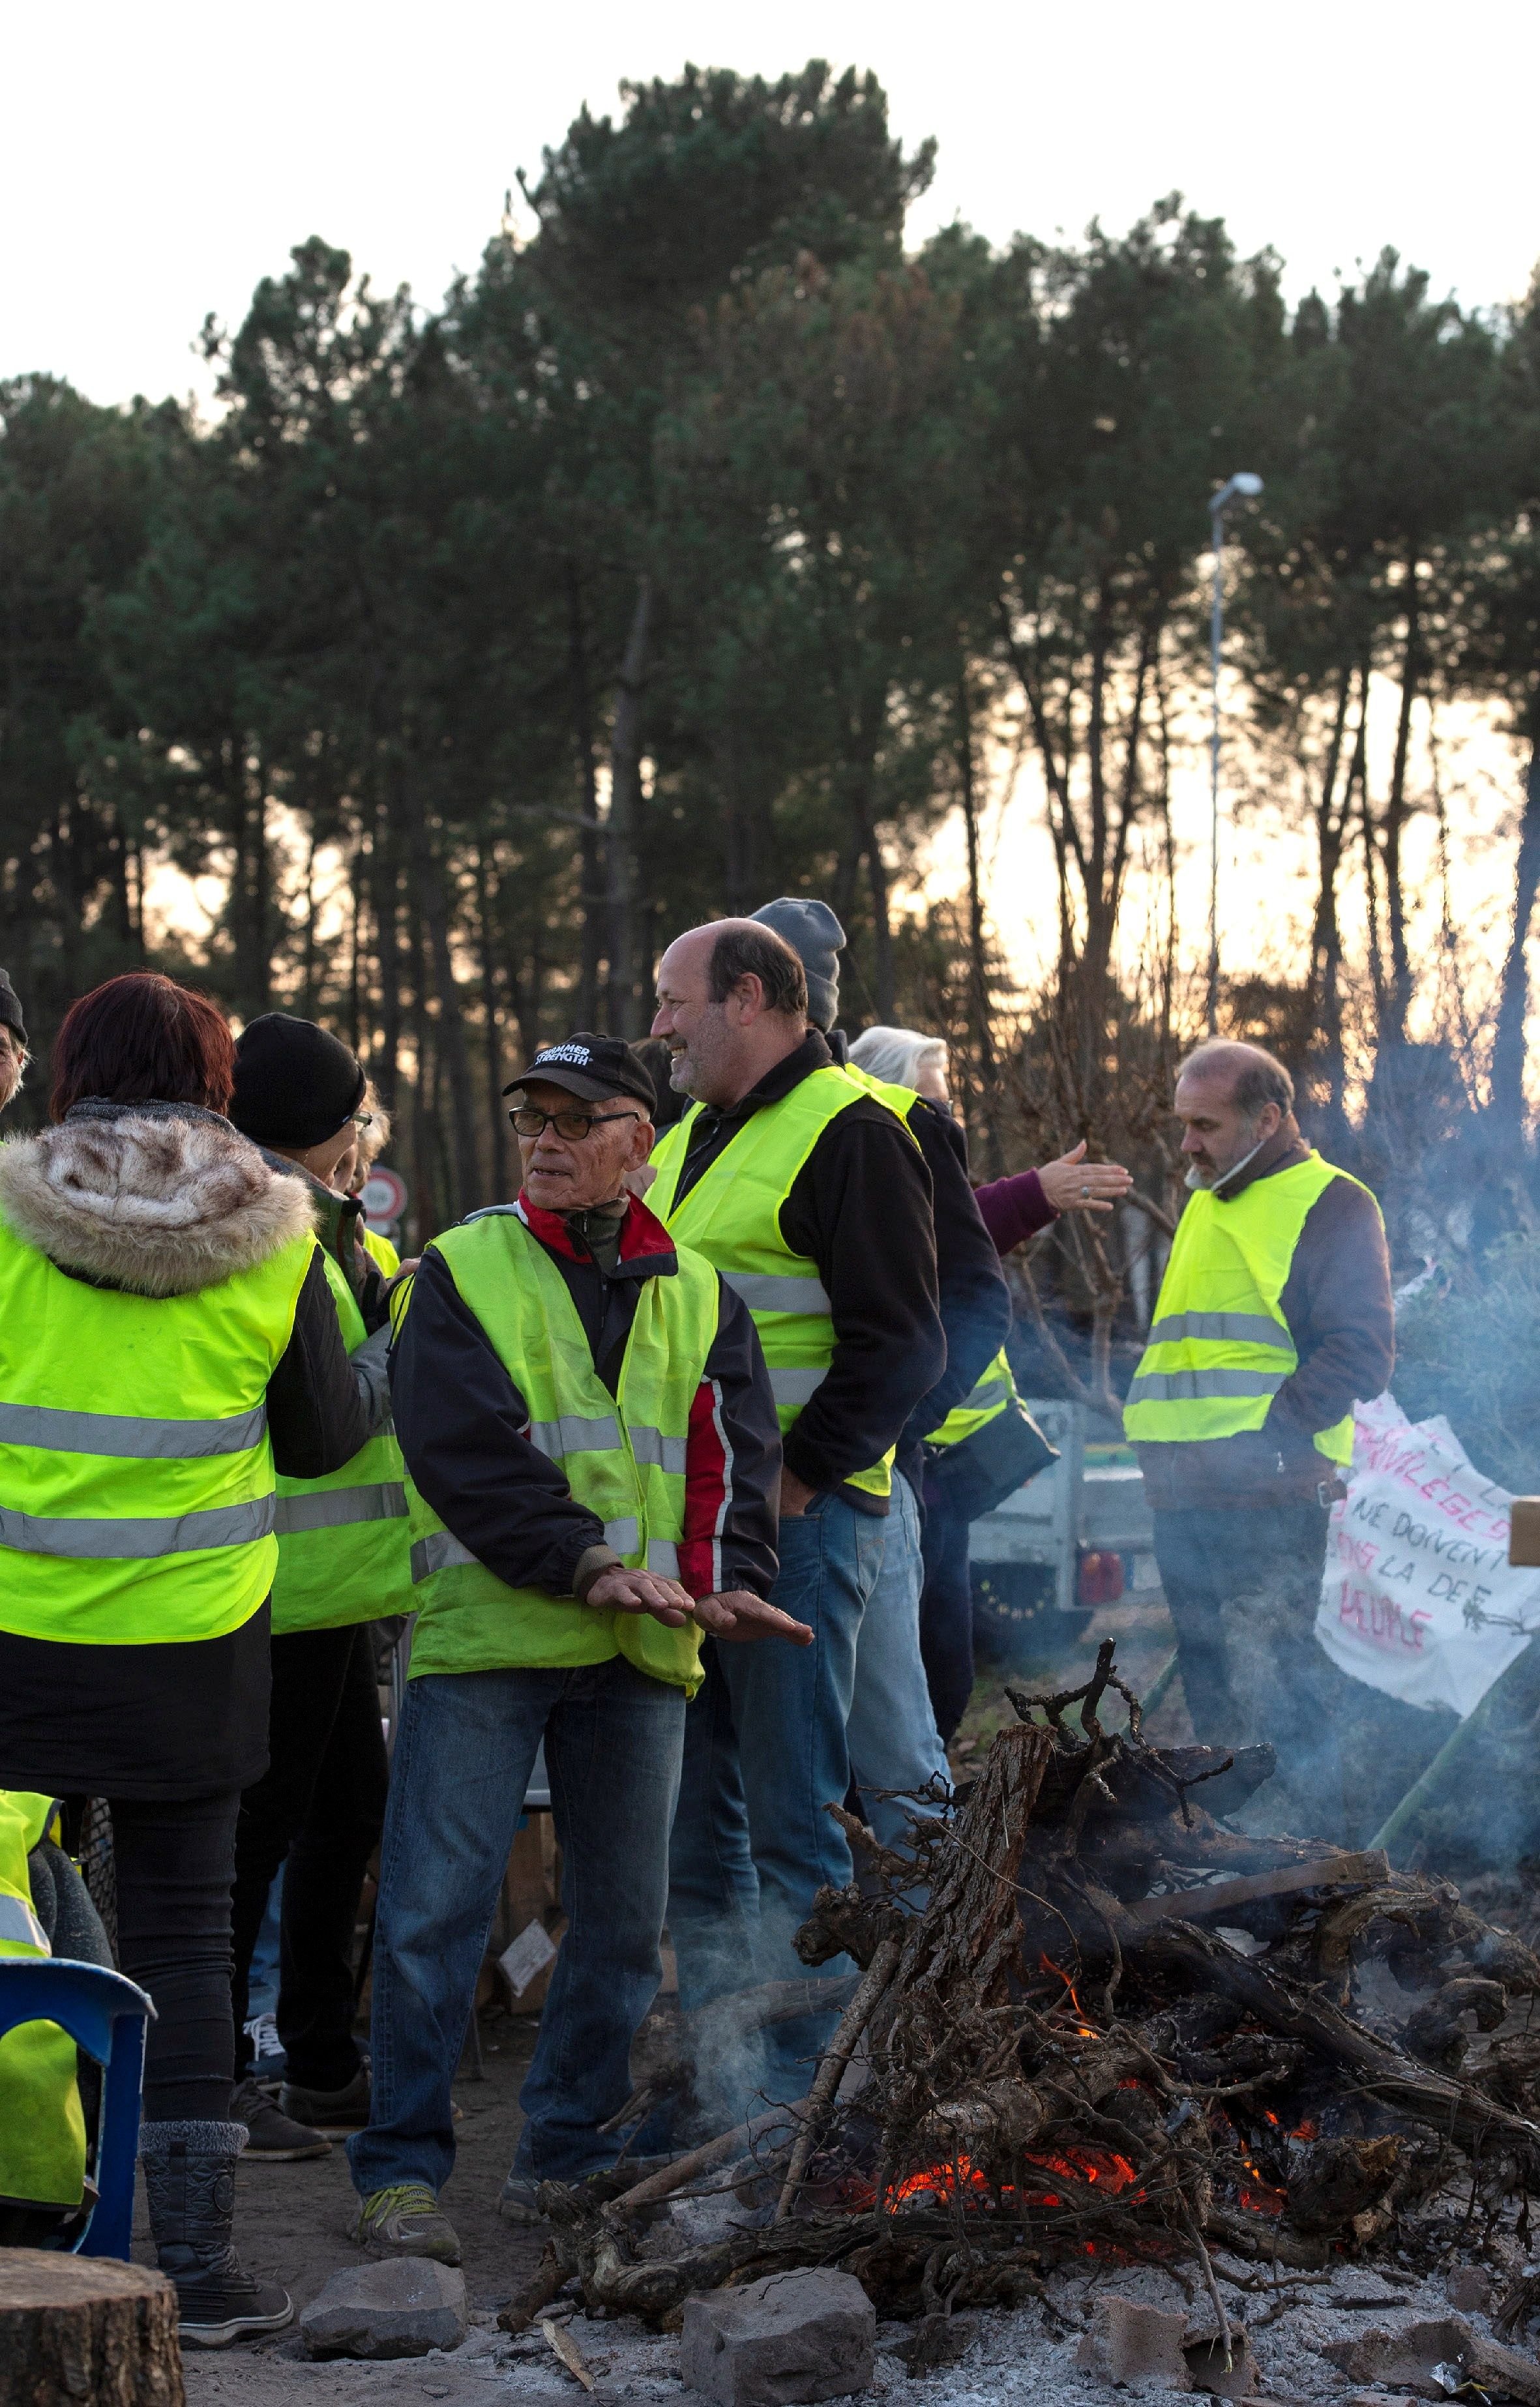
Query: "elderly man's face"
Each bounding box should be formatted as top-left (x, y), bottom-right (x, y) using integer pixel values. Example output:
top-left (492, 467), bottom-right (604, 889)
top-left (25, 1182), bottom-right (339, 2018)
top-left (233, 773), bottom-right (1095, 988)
top-left (0, 1027), bottom-right (26, 1112)
top-left (1174, 1072), bottom-right (1279, 1187)
top-left (516, 1081), bottom-right (654, 1212)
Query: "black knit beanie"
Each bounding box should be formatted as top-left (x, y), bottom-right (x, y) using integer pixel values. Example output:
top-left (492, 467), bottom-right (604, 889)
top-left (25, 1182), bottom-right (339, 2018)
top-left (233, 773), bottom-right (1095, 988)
top-left (229, 1013), bottom-right (366, 1149)
top-left (0, 967), bottom-right (27, 1047)
top-left (750, 898), bottom-right (846, 1031)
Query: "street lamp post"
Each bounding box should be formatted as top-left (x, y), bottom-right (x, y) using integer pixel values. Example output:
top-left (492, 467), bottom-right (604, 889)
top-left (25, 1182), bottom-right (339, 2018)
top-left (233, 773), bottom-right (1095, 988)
top-left (1207, 472), bottom-right (1264, 1036)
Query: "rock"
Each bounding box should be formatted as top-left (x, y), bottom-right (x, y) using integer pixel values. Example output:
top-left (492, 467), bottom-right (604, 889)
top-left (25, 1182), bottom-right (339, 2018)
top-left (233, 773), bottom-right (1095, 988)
top-left (1076, 2297), bottom-right (1193, 2392)
top-left (889, 2312), bottom-right (980, 2376)
top-left (1184, 2325), bottom-right (1261, 2399)
top-left (1445, 2266), bottom-right (1494, 2313)
top-left (1321, 2316), bottom-right (1470, 2391)
top-left (300, 2257), bottom-right (469, 2359)
top-left (1342, 2395), bottom-right (1425, 2407)
top-left (679, 2267), bottom-right (876, 2405)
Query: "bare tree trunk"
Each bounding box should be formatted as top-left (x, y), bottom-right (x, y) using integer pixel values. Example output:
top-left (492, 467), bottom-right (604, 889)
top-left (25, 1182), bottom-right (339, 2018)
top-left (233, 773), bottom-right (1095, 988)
top-left (473, 845), bottom-right (509, 1202)
top-left (957, 677), bottom-right (1002, 1175)
top-left (1354, 702), bottom-right (1388, 1037)
top-left (1382, 563), bottom-right (1422, 1045)
top-left (606, 575), bottom-right (654, 1038)
top-left (865, 836), bottom-right (896, 1023)
top-left (567, 565), bottom-right (605, 1029)
top-left (1310, 665), bottom-right (1357, 1133)
top-left (717, 718), bottom-right (757, 915)
top-left (406, 784), bottom-right (481, 1217)
top-left (407, 890), bottom-right (440, 1241)
top-left (1492, 741), bottom-right (1540, 1142)
top-left (372, 803), bottom-right (402, 1115)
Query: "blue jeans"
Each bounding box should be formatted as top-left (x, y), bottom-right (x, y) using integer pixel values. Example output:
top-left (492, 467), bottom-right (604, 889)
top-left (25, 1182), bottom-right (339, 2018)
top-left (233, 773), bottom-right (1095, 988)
top-left (847, 1473), bottom-right (951, 1850)
top-left (669, 1490), bottom-right (884, 2106)
top-left (348, 1657), bottom-right (684, 2200)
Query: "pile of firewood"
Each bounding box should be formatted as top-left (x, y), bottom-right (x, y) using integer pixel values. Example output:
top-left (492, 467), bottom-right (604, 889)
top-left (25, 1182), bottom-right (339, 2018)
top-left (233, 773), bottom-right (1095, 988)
top-left (510, 1643), bottom-right (1540, 2337)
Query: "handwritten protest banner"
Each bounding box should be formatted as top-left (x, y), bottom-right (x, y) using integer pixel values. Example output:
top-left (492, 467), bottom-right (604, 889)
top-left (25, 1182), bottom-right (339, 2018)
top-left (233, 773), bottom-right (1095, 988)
top-left (1315, 1392), bottom-right (1539, 1717)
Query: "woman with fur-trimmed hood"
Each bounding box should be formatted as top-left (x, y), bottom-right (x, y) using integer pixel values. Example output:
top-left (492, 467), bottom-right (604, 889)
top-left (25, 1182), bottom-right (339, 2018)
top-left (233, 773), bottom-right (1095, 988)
top-left (0, 973), bottom-right (385, 2346)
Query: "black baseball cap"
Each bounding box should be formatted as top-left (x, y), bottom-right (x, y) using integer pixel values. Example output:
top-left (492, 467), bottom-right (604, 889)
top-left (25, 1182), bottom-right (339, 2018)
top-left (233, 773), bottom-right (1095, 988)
top-left (503, 1034), bottom-right (658, 1113)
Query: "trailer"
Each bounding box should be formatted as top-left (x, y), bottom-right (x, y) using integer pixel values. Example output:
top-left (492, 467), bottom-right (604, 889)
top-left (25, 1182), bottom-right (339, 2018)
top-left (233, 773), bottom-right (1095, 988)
top-left (969, 1398), bottom-right (1157, 1653)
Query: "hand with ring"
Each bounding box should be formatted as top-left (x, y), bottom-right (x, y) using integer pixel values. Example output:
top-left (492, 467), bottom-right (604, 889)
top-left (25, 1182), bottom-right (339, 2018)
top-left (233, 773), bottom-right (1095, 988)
top-left (1035, 1139), bottom-right (1134, 1216)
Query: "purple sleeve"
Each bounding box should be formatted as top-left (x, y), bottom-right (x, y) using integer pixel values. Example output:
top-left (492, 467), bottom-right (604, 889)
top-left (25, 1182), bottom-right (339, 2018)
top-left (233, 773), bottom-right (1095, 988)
top-left (973, 1169), bottom-right (1058, 1256)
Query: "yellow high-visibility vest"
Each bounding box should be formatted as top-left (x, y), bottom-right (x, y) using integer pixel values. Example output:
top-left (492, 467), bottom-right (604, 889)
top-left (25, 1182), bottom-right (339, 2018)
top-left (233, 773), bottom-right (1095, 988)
top-left (270, 1248), bottom-right (411, 1633)
top-left (0, 1213), bottom-right (312, 1644)
top-left (0, 1792), bottom-right (87, 2211)
top-left (1123, 1152), bottom-right (1379, 1466)
top-left (650, 1065), bottom-right (913, 1500)
top-left (400, 1209), bottom-right (720, 1692)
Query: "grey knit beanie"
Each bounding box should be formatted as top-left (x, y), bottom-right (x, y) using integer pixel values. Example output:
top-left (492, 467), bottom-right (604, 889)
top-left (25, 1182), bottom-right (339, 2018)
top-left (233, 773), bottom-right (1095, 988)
top-left (749, 898), bottom-right (845, 1032)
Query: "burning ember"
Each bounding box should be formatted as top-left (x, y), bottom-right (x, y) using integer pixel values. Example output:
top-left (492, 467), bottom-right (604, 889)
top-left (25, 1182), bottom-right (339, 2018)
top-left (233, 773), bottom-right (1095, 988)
top-left (519, 1641), bottom-right (1540, 2336)
top-left (887, 2144), bottom-right (1143, 2209)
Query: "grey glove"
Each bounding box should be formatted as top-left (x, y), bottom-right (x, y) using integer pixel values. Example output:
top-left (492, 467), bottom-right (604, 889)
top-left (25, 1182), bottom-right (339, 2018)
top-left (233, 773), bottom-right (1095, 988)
top-left (351, 1322), bottom-right (394, 1435)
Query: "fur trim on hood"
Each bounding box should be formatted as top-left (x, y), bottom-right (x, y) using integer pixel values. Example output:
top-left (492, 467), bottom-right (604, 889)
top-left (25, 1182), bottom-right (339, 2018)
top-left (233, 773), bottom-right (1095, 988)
top-left (0, 1111), bottom-right (318, 1297)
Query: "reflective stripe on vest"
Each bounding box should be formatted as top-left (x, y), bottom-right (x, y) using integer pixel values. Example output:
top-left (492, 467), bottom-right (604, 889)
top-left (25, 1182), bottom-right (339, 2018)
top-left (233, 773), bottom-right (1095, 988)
top-left (650, 1065), bottom-right (914, 1501)
top-left (0, 1211), bottom-right (310, 1644)
top-left (269, 1247), bottom-right (414, 1635)
top-left (1123, 1152), bottom-right (1380, 1466)
top-left (411, 1528), bottom-right (682, 1582)
top-left (273, 1483), bottom-right (407, 1536)
top-left (0, 1401), bottom-right (268, 1459)
top-left (0, 1496), bottom-right (275, 1559)
top-left (0, 1891), bottom-right (48, 1951)
top-left (400, 1209), bottom-right (717, 1691)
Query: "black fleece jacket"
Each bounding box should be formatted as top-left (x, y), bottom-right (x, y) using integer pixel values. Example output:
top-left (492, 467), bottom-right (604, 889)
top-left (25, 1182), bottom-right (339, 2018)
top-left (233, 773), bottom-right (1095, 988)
top-left (391, 1194), bottom-right (781, 1601)
top-left (897, 1099), bottom-right (1013, 1466)
top-left (667, 1032), bottom-right (946, 1514)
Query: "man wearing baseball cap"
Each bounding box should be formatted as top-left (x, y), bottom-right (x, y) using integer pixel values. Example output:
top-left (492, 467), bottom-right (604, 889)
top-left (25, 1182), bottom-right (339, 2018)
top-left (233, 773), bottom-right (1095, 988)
top-left (348, 1033), bottom-right (801, 2266)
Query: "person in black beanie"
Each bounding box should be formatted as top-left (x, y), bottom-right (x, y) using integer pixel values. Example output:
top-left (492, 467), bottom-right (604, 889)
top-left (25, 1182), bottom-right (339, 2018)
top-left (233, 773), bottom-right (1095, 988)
top-left (225, 1016), bottom-right (409, 2163)
top-left (0, 967), bottom-right (29, 1114)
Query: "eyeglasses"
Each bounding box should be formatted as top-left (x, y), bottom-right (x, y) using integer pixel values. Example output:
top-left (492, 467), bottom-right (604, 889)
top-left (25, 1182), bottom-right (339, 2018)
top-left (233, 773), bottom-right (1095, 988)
top-left (352, 1112), bottom-right (374, 1130)
top-left (510, 1107), bottom-right (642, 1142)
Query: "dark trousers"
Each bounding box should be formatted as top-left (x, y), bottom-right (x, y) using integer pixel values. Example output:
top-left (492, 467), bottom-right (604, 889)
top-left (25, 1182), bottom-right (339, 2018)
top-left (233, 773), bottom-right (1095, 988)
top-left (1152, 1502), bottom-right (1344, 1837)
top-left (917, 1493), bottom-right (975, 1745)
top-left (230, 1624), bottom-right (389, 2091)
top-left (111, 1790), bottom-right (243, 2123)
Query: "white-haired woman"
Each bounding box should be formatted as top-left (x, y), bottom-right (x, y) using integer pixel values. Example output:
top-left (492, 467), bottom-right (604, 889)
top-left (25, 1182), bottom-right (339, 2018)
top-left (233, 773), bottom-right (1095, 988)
top-left (847, 1027), bottom-right (1133, 1228)
top-left (846, 1025), bottom-right (1133, 1747)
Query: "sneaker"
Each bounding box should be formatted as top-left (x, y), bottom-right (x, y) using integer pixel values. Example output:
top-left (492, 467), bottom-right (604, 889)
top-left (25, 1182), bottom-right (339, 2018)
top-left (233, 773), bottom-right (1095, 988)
top-left (280, 2065), bottom-right (370, 2134)
top-left (231, 2078), bottom-right (330, 2163)
top-left (243, 2011), bottom-right (288, 2086)
top-left (497, 2175), bottom-right (544, 2227)
top-left (355, 2182), bottom-right (462, 2266)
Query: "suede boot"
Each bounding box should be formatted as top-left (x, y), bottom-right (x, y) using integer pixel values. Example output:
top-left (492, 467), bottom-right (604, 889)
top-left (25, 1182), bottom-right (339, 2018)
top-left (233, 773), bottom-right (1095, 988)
top-left (138, 2119), bottom-right (293, 2346)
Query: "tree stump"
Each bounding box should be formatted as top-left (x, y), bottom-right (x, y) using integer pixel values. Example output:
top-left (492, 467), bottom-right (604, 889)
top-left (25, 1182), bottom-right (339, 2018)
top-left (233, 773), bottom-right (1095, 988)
top-left (0, 2250), bottom-right (183, 2407)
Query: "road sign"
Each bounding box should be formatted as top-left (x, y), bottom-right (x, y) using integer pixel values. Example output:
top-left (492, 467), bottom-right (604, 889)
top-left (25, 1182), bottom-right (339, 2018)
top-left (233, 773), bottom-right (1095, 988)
top-left (361, 1166), bottom-right (408, 1232)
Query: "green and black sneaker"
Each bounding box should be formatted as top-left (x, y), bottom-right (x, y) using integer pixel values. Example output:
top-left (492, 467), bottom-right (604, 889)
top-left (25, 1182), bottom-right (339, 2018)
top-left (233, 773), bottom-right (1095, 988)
top-left (353, 2182), bottom-right (462, 2266)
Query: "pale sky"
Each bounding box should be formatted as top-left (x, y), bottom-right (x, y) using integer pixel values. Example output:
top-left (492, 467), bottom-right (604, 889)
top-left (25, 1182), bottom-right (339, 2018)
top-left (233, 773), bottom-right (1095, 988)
top-left (4, 0), bottom-right (1536, 409)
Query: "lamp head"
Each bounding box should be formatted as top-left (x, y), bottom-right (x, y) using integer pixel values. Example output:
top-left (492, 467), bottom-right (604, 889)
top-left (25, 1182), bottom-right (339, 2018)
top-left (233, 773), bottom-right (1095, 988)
top-left (1211, 471), bottom-right (1264, 512)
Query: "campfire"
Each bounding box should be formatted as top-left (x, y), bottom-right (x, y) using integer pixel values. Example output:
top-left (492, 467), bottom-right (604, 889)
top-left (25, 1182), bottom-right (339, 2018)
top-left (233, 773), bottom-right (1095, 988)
top-left (506, 1644), bottom-right (1540, 2346)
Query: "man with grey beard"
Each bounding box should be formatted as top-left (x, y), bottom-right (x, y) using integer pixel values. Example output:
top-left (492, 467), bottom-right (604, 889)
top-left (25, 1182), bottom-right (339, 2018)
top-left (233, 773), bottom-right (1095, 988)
top-left (1124, 1039), bottom-right (1392, 1827)
top-left (0, 970), bottom-right (29, 1114)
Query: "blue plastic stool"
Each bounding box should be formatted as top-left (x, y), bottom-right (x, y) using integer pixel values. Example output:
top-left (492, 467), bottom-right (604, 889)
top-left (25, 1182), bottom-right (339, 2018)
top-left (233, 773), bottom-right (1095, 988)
top-left (0, 1957), bottom-right (155, 2259)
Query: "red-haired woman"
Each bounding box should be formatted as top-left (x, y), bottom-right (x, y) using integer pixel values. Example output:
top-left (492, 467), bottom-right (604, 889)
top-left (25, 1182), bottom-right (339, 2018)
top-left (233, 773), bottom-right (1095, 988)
top-left (0, 973), bottom-right (383, 2345)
